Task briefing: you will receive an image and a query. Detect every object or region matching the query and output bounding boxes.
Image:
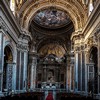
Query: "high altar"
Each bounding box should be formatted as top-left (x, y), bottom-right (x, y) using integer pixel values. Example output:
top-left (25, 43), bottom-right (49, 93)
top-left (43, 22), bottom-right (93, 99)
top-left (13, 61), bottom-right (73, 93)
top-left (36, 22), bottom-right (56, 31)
top-left (36, 54), bottom-right (66, 89)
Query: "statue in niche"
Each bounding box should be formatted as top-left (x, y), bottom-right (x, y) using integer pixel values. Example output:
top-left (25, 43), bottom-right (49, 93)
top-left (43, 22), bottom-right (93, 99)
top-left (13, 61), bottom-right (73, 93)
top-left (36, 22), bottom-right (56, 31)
top-left (90, 54), bottom-right (93, 63)
top-left (48, 70), bottom-right (54, 82)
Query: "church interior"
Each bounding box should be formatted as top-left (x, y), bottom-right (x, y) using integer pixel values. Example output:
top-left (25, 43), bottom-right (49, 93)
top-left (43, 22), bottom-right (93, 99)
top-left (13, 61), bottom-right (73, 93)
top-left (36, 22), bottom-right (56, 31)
top-left (0, 0), bottom-right (100, 100)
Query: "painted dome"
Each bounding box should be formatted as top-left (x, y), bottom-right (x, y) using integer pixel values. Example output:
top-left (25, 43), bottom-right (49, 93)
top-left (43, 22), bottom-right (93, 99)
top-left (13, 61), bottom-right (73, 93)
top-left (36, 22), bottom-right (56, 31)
top-left (33, 8), bottom-right (70, 29)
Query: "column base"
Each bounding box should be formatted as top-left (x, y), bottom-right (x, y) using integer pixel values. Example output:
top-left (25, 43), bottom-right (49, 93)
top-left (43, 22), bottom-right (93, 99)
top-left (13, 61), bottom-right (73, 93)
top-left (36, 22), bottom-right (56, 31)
top-left (0, 91), bottom-right (4, 97)
top-left (93, 94), bottom-right (100, 100)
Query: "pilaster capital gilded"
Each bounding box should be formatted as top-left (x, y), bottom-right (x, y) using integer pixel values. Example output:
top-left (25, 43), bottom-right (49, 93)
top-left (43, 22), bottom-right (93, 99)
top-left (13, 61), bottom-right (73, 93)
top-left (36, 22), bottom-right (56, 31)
top-left (84, 49), bottom-right (89, 54)
top-left (74, 45), bottom-right (80, 52)
top-left (71, 31), bottom-right (84, 44)
top-left (87, 34), bottom-right (98, 47)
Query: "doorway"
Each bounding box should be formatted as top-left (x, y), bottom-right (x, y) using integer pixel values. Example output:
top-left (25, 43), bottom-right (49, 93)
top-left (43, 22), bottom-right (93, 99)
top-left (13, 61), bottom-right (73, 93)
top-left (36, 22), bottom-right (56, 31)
top-left (89, 46), bottom-right (98, 94)
top-left (2, 46), bottom-right (13, 91)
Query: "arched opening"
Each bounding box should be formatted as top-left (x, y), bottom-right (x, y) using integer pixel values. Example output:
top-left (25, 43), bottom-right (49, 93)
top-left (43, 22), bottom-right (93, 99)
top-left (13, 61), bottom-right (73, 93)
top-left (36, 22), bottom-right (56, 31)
top-left (28, 4), bottom-right (75, 92)
top-left (89, 46), bottom-right (98, 94)
top-left (2, 46), bottom-right (13, 91)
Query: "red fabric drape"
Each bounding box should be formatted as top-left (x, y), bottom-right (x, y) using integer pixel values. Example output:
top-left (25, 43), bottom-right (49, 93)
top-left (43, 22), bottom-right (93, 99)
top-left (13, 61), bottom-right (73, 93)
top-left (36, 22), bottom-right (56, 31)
top-left (46, 93), bottom-right (53, 100)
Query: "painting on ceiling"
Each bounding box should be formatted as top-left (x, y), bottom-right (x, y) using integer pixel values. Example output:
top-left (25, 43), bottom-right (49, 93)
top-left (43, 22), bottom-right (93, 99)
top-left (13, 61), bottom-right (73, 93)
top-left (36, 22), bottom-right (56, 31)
top-left (34, 8), bottom-right (70, 29)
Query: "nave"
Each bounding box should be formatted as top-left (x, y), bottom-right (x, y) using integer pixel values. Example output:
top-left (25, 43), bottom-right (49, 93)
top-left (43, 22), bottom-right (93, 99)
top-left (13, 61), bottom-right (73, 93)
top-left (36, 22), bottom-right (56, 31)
top-left (0, 0), bottom-right (100, 100)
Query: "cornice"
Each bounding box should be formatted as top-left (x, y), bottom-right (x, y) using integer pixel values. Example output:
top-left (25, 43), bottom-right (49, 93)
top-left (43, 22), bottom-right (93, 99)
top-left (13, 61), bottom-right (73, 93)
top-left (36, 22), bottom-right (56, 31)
top-left (71, 31), bottom-right (83, 41)
top-left (0, 17), bottom-right (18, 43)
top-left (30, 20), bottom-right (74, 36)
top-left (17, 42), bottom-right (29, 51)
top-left (21, 28), bottom-right (32, 41)
top-left (71, 1), bottom-right (100, 42)
top-left (29, 51), bottom-right (38, 58)
top-left (0, 0), bottom-right (21, 37)
top-left (82, 0), bottom-right (100, 36)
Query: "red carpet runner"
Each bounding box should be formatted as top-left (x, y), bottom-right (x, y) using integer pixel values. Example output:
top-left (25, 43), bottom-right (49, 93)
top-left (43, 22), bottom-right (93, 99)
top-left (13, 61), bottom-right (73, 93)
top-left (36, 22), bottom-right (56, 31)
top-left (46, 92), bottom-right (54, 100)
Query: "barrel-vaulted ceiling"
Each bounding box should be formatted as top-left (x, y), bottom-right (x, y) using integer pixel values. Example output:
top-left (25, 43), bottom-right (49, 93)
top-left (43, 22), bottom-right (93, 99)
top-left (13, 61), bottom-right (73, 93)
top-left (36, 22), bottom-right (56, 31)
top-left (15, 0), bottom-right (88, 57)
top-left (16, 0), bottom-right (88, 31)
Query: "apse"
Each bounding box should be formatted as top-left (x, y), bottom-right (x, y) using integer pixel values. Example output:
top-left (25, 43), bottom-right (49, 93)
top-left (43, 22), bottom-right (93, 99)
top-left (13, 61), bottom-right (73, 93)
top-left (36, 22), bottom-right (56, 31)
top-left (38, 43), bottom-right (65, 58)
top-left (29, 7), bottom-right (74, 54)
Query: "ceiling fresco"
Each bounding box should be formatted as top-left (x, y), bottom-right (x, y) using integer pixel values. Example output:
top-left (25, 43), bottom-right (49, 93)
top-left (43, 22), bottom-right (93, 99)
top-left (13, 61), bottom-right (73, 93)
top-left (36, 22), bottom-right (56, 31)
top-left (33, 8), bottom-right (70, 29)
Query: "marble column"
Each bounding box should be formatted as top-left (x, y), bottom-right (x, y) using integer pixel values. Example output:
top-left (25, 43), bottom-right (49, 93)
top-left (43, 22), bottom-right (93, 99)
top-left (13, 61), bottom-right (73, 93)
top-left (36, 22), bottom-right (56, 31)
top-left (70, 66), bottom-right (72, 91)
top-left (84, 50), bottom-right (89, 94)
top-left (97, 32), bottom-right (100, 93)
top-left (81, 51), bottom-right (85, 91)
top-left (16, 49), bottom-right (28, 91)
top-left (71, 65), bottom-right (74, 91)
top-left (12, 62), bottom-right (16, 92)
top-left (67, 65), bottom-right (71, 91)
top-left (69, 66), bottom-right (71, 91)
top-left (30, 56), bottom-right (37, 90)
top-left (30, 63), bottom-right (34, 89)
top-left (16, 50), bottom-right (21, 90)
top-left (77, 52), bottom-right (81, 91)
top-left (0, 31), bottom-right (5, 93)
top-left (0, 33), bottom-right (3, 70)
top-left (0, 33), bottom-right (3, 92)
top-left (23, 52), bottom-right (28, 90)
top-left (74, 52), bottom-right (78, 92)
top-left (20, 52), bottom-right (24, 90)
top-left (43, 66), bottom-right (47, 82)
top-left (66, 67), bottom-right (67, 90)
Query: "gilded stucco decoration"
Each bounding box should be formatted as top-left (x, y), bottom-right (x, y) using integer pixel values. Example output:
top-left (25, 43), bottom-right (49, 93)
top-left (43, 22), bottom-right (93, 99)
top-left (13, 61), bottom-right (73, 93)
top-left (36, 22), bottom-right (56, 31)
top-left (15, 0), bottom-right (88, 31)
top-left (85, 35), bottom-right (98, 55)
top-left (38, 43), bottom-right (65, 58)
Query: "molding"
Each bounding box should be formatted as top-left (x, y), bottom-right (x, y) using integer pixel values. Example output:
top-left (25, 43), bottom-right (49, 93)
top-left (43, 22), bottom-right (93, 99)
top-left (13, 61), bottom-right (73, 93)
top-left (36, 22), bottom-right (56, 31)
top-left (29, 52), bottom-right (38, 57)
top-left (82, 0), bottom-right (100, 36)
top-left (21, 28), bottom-right (32, 41)
top-left (96, 28), bottom-right (100, 37)
top-left (0, 17), bottom-right (18, 43)
top-left (30, 20), bottom-right (74, 36)
top-left (0, 0), bottom-right (21, 36)
top-left (71, 1), bottom-right (100, 43)
top-left (17, 43), bottom-right (29, 51)
top-left (19, 0), bottom-right (87, 30)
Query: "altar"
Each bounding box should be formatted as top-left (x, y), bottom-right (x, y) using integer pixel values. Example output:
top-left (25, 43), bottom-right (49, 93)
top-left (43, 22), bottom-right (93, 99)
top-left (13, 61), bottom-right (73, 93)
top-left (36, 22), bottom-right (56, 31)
top-left (41, 82), bottom-right (59, 89)
top-left (36, 54), bottom-right (66, 90)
